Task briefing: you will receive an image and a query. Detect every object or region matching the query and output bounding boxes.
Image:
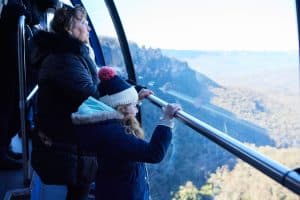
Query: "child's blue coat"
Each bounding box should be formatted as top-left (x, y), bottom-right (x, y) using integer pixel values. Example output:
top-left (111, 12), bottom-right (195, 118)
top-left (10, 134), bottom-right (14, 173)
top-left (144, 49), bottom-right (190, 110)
top-left (72, 97), bottom-right (172, 200)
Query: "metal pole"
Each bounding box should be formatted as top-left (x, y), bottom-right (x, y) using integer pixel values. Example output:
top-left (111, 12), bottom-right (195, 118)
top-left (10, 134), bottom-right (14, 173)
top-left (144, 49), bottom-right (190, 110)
top-left (104, 0), bottom-right (137, 83)
top-left (17, 15), bottom-right (31, 186)
top-left (26, 85), bottom-right (38, 103)
top-left (296, 0), bottom-right (300, 95)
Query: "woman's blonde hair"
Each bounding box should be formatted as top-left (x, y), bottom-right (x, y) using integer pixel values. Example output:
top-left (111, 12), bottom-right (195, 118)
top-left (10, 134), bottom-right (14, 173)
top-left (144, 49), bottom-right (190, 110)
top-left (117, 104), bottom-right (144, 139)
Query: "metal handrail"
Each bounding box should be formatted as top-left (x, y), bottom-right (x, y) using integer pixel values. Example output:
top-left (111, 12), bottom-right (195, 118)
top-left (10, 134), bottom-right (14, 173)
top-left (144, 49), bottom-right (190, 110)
top-left (26, 85), bottom-right (38, 103)
top-left (296, 0), bottom-right (300, 94)
top-left (17, 15), bottom-right (31, 186)
top-left (4, 13), bottom-right (40, 200)
top-left (146, 94), bottom-right (300, 196)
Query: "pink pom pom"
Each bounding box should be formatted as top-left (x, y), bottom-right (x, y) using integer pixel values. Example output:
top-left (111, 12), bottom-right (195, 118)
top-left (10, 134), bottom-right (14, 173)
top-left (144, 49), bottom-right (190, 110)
top-left (98, 66), bottom-right (116, 81)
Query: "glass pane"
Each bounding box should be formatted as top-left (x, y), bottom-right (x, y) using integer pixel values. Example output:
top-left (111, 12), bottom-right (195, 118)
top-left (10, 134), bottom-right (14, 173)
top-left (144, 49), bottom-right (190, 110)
top-left (113, 0), bottom-right (300, 199)
top-left (82, 0), bottom-right (127, 76)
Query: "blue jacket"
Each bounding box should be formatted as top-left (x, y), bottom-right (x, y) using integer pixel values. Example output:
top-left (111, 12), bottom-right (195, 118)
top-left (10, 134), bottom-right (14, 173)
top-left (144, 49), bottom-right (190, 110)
top-left (72, 99), bottom-right (172, 200)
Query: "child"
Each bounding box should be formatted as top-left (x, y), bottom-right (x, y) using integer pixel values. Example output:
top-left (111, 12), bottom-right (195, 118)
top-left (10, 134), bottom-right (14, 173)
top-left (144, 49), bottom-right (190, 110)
top-left (72, 66), bottom-right (181, 200)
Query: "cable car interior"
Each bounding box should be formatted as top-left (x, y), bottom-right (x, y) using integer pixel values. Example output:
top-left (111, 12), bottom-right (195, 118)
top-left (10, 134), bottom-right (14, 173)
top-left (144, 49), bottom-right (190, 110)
top-left (0, 0), bottom-right (300, 199)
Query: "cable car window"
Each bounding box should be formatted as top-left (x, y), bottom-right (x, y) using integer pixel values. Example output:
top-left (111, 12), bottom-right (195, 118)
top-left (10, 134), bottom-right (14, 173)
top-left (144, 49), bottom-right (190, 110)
top-left (82, 1), bottom-right (127, 76)
top-left (112, 0), bottom-right (300, 199)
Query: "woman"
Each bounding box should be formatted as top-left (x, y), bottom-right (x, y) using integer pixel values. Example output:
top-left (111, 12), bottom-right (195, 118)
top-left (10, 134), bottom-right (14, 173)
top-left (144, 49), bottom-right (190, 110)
top-left (72, 67), bottom-right (181, 200)
top-left (32, 4), bottom-right (97, 143)
top-left (31, 5), bottom-right (149, 200)
top-left (30, 5), bottom-right (98, 200)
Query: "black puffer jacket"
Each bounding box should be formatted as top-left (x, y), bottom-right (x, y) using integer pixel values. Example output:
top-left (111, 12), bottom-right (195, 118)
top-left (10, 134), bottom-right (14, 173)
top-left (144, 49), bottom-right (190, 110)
top-left (32, 31), bottom-right (100, 143)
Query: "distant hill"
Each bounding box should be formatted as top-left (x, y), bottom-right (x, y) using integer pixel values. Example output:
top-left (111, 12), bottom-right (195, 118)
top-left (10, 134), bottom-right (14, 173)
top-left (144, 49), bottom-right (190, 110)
top-left (161, 49), bottom-right (298, 72)
top-left (211, 87), bottom-right (300, 148)
top-left (162, 49), bottom-right (299, 96)
top-left (99, 37), bottom-right (298, 199)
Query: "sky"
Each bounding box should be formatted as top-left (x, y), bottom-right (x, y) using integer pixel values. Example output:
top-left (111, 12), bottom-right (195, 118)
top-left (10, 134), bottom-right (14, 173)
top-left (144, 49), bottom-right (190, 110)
top-left (65, 0), bottom-right (298, 51)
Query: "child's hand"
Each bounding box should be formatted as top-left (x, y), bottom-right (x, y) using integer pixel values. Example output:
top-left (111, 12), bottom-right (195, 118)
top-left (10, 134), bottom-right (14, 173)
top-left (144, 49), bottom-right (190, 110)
top-left (138, 89), bottom-right (153, 100)
top-left (162, 104), bottom-right (181, 120)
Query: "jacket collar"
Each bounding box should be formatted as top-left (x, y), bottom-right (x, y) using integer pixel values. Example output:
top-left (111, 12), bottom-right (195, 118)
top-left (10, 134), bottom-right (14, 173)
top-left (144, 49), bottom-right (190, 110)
top-left (31, 30), bottom-right (90, 68)
top-left (71, 97), bottom-right (124, 125)
top-left (33, 30), bottom-right (88, 55)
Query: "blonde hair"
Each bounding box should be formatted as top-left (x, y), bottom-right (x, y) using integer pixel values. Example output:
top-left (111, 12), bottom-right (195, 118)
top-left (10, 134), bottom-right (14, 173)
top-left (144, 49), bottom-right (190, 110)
top-left (117, 104), bottom-right (144, 139)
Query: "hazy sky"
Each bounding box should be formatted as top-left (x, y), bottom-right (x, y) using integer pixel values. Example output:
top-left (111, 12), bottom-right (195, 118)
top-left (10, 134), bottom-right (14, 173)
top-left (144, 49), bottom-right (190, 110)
top-left (68, 0), bottom-right (298, 51)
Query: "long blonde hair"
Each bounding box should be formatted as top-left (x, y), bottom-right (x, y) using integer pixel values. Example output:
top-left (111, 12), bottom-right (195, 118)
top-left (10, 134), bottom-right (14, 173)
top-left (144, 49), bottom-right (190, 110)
top-left (117, 104), bottom-right (144, 139)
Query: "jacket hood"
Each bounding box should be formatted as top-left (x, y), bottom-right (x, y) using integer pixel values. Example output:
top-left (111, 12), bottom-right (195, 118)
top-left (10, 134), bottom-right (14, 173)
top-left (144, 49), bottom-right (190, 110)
top-left (31, 31), bottom-right (88, 67)
top-left (71, 97), bottom-right (123, 125)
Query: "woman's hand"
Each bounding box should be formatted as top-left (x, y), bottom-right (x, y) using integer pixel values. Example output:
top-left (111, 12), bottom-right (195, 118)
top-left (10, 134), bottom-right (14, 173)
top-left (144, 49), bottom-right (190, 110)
top-left (138, 89), bottom-right (153, 100)
top-left (162, 103), bottom-right (181, 120)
